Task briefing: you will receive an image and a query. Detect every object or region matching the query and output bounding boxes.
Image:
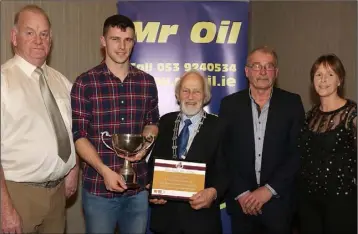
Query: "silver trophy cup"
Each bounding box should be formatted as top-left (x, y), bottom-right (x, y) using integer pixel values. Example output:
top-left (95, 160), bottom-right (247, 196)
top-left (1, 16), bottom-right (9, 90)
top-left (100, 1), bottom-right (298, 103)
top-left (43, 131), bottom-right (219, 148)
top-left (101, 132), bottom-right (155, 189)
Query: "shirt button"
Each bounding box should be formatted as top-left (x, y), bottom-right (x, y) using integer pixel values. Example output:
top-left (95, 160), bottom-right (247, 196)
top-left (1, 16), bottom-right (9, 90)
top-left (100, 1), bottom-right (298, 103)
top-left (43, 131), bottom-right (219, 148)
top-left (259, 122), bottom-right (261, 124)
top-left (258, 154), bottom-right (261, 157)
top-left (121, 100), bottom-right (124, 104)
top-left (121, 117), bottom-right (124, 121)
top-left (258, 137), bottom-right (261, 140)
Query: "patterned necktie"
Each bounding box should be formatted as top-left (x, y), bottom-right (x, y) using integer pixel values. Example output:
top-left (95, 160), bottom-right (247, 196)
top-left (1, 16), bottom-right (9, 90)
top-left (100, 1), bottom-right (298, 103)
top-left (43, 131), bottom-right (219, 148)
top-left (35, 67), bottom-right (71, 162)
top-left (177, 119), bottom-right (192, 159)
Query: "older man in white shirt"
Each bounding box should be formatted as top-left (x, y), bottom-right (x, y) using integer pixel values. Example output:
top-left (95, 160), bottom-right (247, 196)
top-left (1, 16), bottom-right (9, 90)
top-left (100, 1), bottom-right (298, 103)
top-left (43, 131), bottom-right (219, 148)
top-left (1, 5), bottom-right (78, 234)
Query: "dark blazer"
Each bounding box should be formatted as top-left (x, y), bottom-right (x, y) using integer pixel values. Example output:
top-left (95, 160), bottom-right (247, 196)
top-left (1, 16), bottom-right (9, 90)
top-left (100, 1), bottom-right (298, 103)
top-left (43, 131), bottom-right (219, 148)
top-left (218, 87), bottom-right (305, 216)
top-left (148, 111), bottom-right (228, 234)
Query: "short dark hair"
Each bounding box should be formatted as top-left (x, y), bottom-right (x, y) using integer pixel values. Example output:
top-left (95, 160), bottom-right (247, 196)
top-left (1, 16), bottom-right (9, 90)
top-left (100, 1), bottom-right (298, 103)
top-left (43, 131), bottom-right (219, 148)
top-left (103, 14), bottom-right (135, 36)
top-left (310, 54), bottom-right (345, 96)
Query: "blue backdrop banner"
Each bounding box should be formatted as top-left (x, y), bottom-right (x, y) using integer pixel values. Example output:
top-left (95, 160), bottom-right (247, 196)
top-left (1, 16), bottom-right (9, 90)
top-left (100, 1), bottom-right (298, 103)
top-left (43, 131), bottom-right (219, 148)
top-left (117, 1), bottom-right (249, 233)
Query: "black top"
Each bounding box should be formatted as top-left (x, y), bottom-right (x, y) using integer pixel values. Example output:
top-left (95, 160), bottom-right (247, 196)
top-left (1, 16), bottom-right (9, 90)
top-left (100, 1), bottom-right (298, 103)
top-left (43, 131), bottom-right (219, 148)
top-left (299, 99), bottom-right (357, 196)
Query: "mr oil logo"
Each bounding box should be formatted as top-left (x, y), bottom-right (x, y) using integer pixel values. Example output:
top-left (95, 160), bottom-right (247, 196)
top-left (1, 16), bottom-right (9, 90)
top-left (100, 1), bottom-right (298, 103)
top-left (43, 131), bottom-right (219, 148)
top-left (134, 20), bottom-right (242, 44)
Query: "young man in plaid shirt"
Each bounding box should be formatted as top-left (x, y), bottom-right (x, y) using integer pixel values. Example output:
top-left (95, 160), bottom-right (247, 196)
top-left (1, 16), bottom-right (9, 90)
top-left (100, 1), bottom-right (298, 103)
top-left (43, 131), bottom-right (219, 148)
top-left (71, 14), bottom-right (159, 234)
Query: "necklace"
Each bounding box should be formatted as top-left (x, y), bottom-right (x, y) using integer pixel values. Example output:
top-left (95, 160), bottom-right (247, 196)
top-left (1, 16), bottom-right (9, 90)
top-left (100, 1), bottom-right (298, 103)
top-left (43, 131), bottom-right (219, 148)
top-left (172, 111), bottom-right (207, 159)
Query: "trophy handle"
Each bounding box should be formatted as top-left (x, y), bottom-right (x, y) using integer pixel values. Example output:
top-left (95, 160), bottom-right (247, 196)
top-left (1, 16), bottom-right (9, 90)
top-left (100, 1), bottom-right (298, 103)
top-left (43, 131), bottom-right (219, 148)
top-left (100, 131), bottom-right (115, 152)
top-left (144, 134), bottom-right (155, 150)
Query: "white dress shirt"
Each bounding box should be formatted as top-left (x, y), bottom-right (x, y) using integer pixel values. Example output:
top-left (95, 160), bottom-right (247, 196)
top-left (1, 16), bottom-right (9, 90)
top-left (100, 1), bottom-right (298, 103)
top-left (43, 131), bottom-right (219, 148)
top-left (1, 55), bottom-right (76, 183)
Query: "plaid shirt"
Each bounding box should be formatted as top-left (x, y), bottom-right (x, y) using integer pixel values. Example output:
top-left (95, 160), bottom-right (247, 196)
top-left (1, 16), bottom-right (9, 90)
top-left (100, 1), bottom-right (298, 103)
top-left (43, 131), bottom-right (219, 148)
top-left (71, 63), bottom-right (159, 198)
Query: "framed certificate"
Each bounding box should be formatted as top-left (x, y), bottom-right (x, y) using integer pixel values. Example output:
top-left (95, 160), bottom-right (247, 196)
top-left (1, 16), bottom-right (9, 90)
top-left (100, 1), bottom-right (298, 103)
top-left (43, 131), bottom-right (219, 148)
top-left (151, 159), bottom-right (206, 200)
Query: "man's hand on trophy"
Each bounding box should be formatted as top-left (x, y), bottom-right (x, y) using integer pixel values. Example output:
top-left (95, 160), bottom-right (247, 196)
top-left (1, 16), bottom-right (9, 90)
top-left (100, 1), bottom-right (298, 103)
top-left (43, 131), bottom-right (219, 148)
top-left (124, 148), bottom-right (147, 162)
top-left (189, 187), bottom-right (217, 210)
top-left (102, 167), bottom-right (127, 192)
top-left (149, 198), bottom-right (167, 205)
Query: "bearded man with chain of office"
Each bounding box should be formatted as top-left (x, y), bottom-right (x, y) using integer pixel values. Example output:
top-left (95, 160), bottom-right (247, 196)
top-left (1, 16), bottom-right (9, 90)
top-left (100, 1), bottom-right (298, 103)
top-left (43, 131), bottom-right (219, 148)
top-left (147, 70), bottom-right (228, 234)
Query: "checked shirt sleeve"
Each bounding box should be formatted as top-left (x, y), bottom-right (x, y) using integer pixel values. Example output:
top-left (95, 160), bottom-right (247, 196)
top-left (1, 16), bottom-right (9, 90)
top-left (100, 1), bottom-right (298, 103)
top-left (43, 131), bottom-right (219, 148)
top-left (70, 76), bottom-right (92, 142)
top-left (145, 79), bottom-right (160, 126)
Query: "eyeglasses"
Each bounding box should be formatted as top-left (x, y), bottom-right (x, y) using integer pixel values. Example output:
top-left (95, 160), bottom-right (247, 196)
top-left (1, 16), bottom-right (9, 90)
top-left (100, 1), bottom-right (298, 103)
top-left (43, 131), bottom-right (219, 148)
top-left (246, 63), bottom-right (276, 71)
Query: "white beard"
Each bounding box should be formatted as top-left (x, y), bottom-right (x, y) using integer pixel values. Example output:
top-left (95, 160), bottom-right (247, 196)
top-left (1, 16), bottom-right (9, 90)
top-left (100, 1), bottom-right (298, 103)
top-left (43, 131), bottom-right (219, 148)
top-left (180, 101), bottom-right (203, 117)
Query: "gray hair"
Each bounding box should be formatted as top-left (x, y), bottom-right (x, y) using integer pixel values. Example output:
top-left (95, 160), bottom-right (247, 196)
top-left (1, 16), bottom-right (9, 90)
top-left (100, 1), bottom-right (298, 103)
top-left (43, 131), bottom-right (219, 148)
top-left (247, 45), bottom-right (278, 67)
top-left (175, 70), bottom-right (212, 105)
top-left (13, 5), bottom-right (51, 29)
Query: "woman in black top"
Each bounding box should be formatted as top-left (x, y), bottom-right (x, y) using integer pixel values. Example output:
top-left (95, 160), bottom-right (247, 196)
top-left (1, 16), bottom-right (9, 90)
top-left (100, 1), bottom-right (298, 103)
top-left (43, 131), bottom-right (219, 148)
top-left (298, 54), bottom-right (357, 234)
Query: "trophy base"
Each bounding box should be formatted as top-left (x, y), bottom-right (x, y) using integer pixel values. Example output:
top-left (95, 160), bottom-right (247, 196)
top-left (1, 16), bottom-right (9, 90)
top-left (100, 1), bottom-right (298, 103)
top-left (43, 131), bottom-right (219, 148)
top-left (125, 183), bottom-right (140, 189)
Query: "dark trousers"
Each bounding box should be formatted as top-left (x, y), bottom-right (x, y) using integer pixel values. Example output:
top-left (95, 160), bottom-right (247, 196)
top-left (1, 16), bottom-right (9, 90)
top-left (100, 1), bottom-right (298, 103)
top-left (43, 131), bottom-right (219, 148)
top-left (230, 198), bottom-right (293, 234)
top-left (298, 193), bottom-right (357, 234)
top-left (153, 227), bottom-right (221, 234)
top-left (153, 232), bottom-right (182, 234)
